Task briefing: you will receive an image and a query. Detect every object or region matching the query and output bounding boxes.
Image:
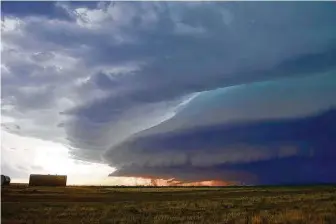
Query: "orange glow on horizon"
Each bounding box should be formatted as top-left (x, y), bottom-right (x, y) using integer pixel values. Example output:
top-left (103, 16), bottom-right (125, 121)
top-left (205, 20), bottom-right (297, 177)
top-left (149, 179), bottom-right (232, 186)
top-left (118, 176), bottom-right (235, 186)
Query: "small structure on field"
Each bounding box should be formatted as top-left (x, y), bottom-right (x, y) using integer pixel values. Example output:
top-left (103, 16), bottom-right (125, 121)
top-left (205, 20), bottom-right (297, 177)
top-left (29, 174), bottom-right (67, 187)
top-left (1, 175), bottom-right (11, 186)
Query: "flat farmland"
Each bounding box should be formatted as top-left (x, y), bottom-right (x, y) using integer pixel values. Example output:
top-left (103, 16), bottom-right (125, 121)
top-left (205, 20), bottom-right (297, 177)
top-left (1, 184), bottom-right (336, 224)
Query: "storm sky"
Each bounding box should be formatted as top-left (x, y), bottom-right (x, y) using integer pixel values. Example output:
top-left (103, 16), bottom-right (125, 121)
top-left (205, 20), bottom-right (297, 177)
top-left (1, 1), bottom-right (336, 185)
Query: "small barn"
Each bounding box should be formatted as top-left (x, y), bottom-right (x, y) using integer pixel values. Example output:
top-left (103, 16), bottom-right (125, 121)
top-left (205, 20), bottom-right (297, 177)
top-left (29, 174), bottom-right (67, 187)
top-left (1, 175), bottom-right (11, 186)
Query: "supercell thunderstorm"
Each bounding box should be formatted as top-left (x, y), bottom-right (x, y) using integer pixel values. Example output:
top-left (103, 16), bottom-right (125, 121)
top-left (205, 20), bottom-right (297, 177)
top-left (1, 2), bottom-right (336, 185)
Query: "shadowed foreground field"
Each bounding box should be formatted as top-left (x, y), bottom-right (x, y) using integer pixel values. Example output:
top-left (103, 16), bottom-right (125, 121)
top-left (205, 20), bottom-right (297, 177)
top-left (1, 185), bottom-right (336, 224)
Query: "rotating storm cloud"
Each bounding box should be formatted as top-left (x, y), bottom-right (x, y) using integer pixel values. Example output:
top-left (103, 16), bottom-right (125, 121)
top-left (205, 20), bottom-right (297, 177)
top-left (1, 1), bottom-right (336, 185)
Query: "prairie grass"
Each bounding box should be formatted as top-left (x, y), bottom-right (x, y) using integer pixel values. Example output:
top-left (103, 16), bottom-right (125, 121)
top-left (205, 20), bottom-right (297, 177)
top-left (1, 185), bottom-right (336, 223)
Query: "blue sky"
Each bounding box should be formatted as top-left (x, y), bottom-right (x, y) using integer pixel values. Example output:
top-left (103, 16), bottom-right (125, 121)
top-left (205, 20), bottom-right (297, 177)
top-left (1, 1), bottom-right (336, 185)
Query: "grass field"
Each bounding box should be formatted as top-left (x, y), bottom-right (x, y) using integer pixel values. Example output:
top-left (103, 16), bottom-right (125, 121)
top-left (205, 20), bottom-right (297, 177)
top-left (1, 184), bottom-right (336, 224)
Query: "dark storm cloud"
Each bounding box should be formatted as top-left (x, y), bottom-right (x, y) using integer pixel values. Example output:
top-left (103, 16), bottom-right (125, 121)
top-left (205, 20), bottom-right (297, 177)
top-left (68, 47), bottom-right (336, 123)
top-left (62, 2), bottom-right (336, 123)
top-left (63, 1), bottom-right (336, 165)
top-left (109, 109), bottom-right (336, 185)
top-left (1, 2), bottom-right (72, 21)
top-left (2, 1), bottom-right (336, 186)
top-left (138, 72), bottom-right (336, 136)
top-left (1, 1), bottom-right (99, 21)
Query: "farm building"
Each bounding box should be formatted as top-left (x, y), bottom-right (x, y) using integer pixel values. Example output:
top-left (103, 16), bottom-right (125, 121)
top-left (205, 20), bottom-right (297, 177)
top-left (29, 174), bottom-right (67, 187)
top-left (1, 175), bottom-right (11, 186)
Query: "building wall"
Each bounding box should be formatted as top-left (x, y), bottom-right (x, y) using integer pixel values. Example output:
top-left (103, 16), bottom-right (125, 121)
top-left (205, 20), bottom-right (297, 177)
top-left (29, 174), bottom-right (67, 186)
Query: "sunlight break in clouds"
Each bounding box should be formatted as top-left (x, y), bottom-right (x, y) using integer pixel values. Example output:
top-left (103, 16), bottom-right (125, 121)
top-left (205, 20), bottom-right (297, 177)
top-left (1, 131), bottom-right (114, 185)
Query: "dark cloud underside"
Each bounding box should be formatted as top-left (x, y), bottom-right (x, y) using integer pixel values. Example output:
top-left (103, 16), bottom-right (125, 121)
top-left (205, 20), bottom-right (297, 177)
top-left (109, 109), bottom-right (336, 185)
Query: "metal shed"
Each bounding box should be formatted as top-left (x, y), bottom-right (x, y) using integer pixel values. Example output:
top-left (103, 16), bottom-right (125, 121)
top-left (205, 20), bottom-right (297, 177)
top-left (29, 174), bottom-right (67, 187)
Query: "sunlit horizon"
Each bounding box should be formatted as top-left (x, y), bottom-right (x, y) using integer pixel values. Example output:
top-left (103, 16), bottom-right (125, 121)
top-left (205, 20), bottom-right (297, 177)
top-left (2, 130), bottom-right (237, 186)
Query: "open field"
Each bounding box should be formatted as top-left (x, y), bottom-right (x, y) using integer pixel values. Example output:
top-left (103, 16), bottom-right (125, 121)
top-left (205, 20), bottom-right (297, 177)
top-left (1, 184), bottom-right (336, 224)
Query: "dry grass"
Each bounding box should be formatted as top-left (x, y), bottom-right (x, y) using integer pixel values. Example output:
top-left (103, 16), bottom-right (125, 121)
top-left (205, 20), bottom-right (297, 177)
top-left (1, 185), bottom-right (336, 223)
